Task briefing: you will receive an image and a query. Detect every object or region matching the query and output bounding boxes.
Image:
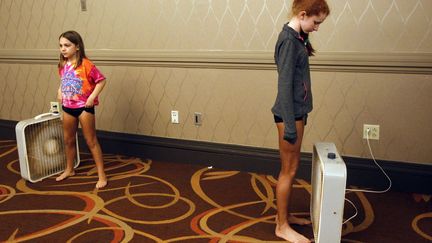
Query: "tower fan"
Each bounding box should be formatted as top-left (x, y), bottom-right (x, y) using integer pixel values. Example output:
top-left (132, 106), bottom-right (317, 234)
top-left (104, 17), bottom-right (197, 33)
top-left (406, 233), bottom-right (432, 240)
top-left (310, 142), bottom-right (347, 243)
top-left (15, 112), bottom-right (80, 182)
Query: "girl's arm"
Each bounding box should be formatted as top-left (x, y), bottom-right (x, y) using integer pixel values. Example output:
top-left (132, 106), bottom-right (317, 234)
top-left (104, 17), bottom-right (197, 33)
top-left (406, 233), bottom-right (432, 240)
top-left (85, 79), bottom-right (106, 108)
top-left (57, 85), bottom-right (62, 102)
top-left (275, 39), bottom-right (297, 144)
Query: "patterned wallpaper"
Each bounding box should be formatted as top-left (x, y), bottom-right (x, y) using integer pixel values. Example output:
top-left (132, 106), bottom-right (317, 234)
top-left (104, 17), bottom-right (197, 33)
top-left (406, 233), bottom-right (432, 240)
top-left (0, 0), bottom-right (431, 164)
top-left (1, 0), bottom-right (431, 51)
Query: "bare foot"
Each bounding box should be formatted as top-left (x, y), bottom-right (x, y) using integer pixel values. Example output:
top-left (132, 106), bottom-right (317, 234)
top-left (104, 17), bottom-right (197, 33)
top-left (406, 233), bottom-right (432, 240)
top-left (95, 178), bottom-right (107, 189)
top-left (55, 170), bottom-right (75, 181)
top-left (288, 215), bottom-right (311, 226)
top-left (275, 221), bottom-right (311, 243)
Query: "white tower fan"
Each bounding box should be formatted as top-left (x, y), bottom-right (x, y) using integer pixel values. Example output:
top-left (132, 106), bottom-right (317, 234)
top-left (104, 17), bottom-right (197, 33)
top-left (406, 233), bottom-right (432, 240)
top-left (311, 142), bottom-right (347, 243)
top-left (15, 113), bottom-right (80, 182)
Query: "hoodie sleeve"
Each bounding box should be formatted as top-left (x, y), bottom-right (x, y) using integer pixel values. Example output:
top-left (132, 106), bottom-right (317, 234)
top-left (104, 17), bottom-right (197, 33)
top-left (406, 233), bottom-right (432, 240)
top-left (275, 38), bottom-right (298, 144)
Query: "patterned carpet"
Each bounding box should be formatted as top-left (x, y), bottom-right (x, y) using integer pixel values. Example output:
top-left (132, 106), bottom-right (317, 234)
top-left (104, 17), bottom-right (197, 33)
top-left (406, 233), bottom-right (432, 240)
top-left (0, 139), bottom-right (431, 242)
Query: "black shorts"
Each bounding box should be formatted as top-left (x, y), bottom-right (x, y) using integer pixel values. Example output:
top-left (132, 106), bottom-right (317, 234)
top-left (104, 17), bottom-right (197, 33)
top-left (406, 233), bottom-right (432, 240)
top-left (273, 115), bottom-right (308, 125)
top-left (62, 106), bottom-right (95, 118)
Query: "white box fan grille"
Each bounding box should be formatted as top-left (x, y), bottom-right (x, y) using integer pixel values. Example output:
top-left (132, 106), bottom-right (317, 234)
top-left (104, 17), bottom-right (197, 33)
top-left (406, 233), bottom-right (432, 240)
top-left (311, 142), bottom-right (347, 243)
top-left (15, 113), bottom-right (80, 182)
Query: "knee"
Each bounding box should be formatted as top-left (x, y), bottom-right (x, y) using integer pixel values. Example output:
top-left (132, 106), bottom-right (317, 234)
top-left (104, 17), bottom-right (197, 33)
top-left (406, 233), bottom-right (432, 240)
top-left (280, 163), bottom-right (299, 177)
top-left (279, 155), bottom-right (300, 176)
top-left (85, 137), bottom-right (99, 149)
top-left (63, 136), bottom-right (76, 147)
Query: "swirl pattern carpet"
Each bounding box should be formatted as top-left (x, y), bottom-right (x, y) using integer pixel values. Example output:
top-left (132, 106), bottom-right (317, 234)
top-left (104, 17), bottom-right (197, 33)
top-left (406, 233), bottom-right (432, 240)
top-left (0, 139), bottom-right (430, 242)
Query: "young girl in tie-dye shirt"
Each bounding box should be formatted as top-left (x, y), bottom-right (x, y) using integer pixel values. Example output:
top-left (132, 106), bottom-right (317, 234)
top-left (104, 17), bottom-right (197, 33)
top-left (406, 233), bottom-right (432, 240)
top-left (56, 30), bottom-right (107, 189)
top-left (59, 58), bottom-right (105, 109)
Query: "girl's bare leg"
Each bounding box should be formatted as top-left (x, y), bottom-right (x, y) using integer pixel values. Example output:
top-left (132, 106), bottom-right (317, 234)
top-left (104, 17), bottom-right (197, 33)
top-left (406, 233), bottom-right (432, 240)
top-left (288, 215), bottom-right (311, 225)
top-left (56, 112), bottom-right (79, 181)
top-left (79, 111), bottom-right (107, 188)
top-left (275, 120), bottom-right (311, 243)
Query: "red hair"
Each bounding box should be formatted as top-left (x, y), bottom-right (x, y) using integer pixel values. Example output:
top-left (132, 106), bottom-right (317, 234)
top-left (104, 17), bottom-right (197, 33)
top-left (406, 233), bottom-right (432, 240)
top-left (292, 0), bottom-right (330, 17)
top-left (291, 0), bottom-right (330, 56)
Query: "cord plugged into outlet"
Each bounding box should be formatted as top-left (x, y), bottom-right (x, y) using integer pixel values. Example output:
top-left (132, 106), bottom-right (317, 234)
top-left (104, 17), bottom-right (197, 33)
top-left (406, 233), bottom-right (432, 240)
top-left (350, 124), bottom-right (391, 194)
top-left (363, 124), bottom-right (379, 140)
top-left (344, 123), bottom-right (392, 225)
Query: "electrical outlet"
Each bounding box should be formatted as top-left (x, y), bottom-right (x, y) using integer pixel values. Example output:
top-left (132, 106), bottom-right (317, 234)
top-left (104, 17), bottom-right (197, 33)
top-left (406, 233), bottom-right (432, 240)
top-left (171, 110), bottom-right (179, 124)
top-left (363, 124), bottom-right (380, 140)
top-left (194, 112), bottom-right (202, 126)
top-left (50, 101), bottom-right (60, 113)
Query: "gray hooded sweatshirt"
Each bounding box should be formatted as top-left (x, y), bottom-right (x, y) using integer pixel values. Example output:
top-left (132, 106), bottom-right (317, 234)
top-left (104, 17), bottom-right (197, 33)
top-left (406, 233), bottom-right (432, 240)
top-left (271, 24), bottom-right (313, 144)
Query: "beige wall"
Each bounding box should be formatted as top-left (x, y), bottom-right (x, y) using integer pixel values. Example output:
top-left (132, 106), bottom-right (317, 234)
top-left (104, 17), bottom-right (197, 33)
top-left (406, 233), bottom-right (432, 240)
top-left (1, 0), bottom-right (431, 165)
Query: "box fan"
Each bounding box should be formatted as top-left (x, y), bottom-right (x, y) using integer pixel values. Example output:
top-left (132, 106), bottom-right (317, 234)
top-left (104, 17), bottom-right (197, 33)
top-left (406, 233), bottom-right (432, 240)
top-left (310, 142), bottom-right (347, 243)
top-left (15, 112), bottom-right (80, 182)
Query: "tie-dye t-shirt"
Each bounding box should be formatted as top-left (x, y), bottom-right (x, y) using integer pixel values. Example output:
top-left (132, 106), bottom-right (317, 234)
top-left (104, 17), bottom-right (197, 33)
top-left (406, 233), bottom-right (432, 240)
top-left (59, 58), bottom-right (105, 109)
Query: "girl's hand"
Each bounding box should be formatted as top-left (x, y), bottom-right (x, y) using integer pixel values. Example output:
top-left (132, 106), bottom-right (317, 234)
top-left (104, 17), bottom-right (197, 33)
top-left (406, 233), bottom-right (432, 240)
top-left (85, 97), bottom-right (95, 108)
